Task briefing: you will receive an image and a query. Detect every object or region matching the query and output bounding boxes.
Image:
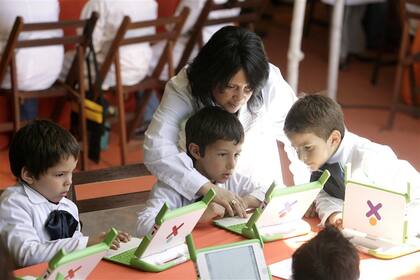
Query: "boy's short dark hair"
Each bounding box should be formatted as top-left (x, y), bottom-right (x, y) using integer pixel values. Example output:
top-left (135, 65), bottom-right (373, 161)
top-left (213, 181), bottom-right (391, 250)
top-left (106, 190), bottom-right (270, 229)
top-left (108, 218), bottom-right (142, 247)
top-left (185, 106), bottom-right (244, 157)
top-left (9, 119), bottom-right (80, 180)
top-left (284, 94), bottom-right (345, 140)
top-left (292, 226), bottom-right (360, 280)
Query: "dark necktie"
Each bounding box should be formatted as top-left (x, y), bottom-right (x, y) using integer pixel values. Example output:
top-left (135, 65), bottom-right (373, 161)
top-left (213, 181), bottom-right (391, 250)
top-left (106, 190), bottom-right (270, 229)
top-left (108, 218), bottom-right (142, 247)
top-left (310, 162), bottom-right (345, 200)
top-left (45, 210), bottom-right (79, 240)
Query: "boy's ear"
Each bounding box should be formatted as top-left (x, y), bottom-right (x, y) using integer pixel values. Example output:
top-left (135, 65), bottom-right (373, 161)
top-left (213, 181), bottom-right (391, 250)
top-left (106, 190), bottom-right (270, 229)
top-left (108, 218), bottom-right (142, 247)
top-left (188, 143), bottom-right (202, 160)
top-left (329, 130), bottom-right (342, 146)
top-left (21, 167), bottom-right (35, 185)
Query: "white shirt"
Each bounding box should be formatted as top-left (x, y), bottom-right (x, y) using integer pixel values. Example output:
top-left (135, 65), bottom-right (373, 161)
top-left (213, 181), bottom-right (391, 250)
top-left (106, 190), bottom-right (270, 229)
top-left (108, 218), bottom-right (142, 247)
top-left (0, 183), bottom-right (88, 267)
top-left (80, 0), bottom-right (158, 89)
top-left (0, 0), bottom-right (64, 91)
top-left (136, 172), bottom-right (264, 237)
top-left (315, 131), bottom-right (420, 232)
top-left (148, 0), bottom-right (240, 79)
top-left (144, 64), bottom-right (310, 202)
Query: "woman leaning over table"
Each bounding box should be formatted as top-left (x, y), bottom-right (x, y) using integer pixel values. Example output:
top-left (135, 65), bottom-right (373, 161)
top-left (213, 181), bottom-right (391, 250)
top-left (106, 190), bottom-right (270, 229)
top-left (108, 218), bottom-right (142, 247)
top-left (143, 26), bottom-right (309, 217)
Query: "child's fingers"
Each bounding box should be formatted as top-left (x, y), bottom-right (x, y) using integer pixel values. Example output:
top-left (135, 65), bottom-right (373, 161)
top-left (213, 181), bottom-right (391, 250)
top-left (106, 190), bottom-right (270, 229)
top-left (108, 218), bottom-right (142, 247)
top-left (117, 232), bottom-right (131, 242)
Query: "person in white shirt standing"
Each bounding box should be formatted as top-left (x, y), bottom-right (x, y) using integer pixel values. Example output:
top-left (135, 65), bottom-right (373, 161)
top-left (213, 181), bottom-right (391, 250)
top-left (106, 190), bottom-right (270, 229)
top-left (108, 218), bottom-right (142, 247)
top-left (0, 0), bottom-right (64, 119)
top-left (144, 26), bottom-right (309, 219)
top-left (79, 0), bottom-right (158, 89)
top-left (137, 106), bottom-right (264, 236)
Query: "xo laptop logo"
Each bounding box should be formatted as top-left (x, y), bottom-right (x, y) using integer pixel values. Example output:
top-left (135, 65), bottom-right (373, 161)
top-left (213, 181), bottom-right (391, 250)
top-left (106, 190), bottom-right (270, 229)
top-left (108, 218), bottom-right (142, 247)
top-left (365, 200), bottom-right (383, 226)
top-left (64, 266), bottom-right (82, 280)
top-left (278, 200), bottom-right (297, 219)
top-left (166, 223), bottom-right (184, 243)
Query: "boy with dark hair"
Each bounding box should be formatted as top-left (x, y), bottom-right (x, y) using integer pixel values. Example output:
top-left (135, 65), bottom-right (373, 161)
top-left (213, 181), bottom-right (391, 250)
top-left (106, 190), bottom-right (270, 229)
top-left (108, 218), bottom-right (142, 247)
top-left (284, 94), bottom-right (420, 229)
top-left (136, 106), bottom-right (264, 236)
top-left (0, 120), bottom-right (130, 267)
top-left (292, 226), bottom-right (360, 280)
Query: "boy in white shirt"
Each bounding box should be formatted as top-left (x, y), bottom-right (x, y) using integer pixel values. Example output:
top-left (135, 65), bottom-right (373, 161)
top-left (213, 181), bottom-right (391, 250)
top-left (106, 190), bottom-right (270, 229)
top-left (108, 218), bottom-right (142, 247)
top-left (284, 95), bottom-right (420, 230)
top-left (136, 106), bottom-right (264, 237)
top-left (0, 120), bottom-right (130, 267)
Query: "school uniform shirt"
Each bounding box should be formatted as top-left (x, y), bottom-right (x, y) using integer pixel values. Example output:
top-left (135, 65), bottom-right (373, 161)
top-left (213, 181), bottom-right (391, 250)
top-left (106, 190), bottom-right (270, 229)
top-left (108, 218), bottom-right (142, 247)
top-left (148, 0), bottom-right (241, 80)
top-left (136, 172), bottom-right (265, 237)
top-left (78, 0), bottom-right (158, 89)
top-left (315, 130), bottom-right (420, 234)
top-left (0, 183), bottom-right (88, 267)
top-left (0, 0), bottom-right (64, 91)
top-left (143, 64), bottom-right (310, 202)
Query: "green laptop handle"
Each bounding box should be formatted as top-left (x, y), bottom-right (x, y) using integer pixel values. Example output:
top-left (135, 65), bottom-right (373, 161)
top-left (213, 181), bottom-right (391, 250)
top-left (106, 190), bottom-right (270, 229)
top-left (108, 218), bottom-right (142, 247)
top-left (202, 188), bottom-right (216, 205)
top-left (186, 234), bottom-right (197, 262)
top-left (103, 227), bottom-right (119, 247)
top-left (265, 181), bottom-right (277, 201)
top-left (155, 202), bottom-right (170, 225)
top-left (318, 169), bottom-right (331, 187)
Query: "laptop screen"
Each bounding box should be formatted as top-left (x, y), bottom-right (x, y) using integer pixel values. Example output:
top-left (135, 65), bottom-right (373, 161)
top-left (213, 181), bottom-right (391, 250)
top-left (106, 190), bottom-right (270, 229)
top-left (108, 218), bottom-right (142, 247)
top-left (256, 187), bottom-right (321, 228)
top-left (205, 245), bottom-right (261, 280)
top-left (343, 181), bottom-right (407, 243)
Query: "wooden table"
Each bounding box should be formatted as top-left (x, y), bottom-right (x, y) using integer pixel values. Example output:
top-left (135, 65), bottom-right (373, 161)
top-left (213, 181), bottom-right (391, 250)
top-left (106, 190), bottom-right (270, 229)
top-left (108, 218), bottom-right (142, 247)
top-left (14, 219), bottom-right (420, 279)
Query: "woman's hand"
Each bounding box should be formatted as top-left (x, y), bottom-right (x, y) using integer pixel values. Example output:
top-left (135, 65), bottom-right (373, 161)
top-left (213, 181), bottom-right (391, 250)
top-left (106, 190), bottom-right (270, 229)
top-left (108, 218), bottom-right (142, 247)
top-left (199, 182), bottom-right (247, 218)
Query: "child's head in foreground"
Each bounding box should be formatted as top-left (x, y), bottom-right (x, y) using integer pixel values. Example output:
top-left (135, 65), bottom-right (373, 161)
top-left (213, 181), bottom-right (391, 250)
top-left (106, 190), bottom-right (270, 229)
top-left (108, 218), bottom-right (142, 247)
top-left (9, 119), bottom-right (80, 203)
top-left (284, 94), bottom-right (345, 171)
top-left (185, 106), bottom-right (244, 184)
top-left (0, 238), bottom-right (14, 280)
top-left (292, 225), bottom-right (360, 280)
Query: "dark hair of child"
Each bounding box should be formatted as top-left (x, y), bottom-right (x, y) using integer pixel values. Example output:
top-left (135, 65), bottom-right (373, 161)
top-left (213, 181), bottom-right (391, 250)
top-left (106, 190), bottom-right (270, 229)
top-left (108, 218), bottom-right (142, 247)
top-left (292, 225), bottom-right (360, 280)
top-left (185, 106), bottom-right (244, 158)
top-left (9, 119), bottom-right (80, 180)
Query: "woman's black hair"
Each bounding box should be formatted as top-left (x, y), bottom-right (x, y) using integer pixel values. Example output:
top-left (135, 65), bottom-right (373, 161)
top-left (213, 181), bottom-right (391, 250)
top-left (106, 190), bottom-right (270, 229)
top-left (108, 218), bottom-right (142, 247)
top-left (187, 26), bottom-right (269, 114)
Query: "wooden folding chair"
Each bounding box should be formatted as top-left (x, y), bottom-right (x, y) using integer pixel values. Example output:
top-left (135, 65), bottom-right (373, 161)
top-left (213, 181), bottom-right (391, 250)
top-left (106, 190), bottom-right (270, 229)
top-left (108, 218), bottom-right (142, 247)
top-left (386, 0), bottom-right (420, 128)
top-left (92, 7), bottom-right (189, 165)
top-left (68, 163), bottom-right (152, 213)
top-left (0, 13), bottom-right (99, 170)
top-left (176, 0), bottom-right (268, 74)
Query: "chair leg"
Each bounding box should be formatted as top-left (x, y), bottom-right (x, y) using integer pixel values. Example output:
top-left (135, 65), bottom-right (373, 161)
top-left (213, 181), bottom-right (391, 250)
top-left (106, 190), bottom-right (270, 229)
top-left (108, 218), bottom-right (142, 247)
top-left (385, 63), bottom-right (403, 130)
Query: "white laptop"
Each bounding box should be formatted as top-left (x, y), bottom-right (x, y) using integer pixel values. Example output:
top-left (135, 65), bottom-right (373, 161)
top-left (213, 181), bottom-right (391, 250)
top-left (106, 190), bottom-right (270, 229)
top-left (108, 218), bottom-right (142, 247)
top-left (342, 178), bottom-right (420, 259)
top-left (104, 189), bottom-right (215, 272)
top-left (214, 170), bottom-right (330, 242)
top-left (20, 229), bottom-right (117, 280)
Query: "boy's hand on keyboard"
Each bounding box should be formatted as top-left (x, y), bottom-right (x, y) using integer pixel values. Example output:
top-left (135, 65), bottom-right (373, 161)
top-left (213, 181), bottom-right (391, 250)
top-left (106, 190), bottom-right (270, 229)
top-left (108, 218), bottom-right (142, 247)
top-left (110, 231), bottom-right (131, 250)
top-left (199, 202), bottom-right (225, 223)
top-left (88, 231), bottom-right (131, 250)
top-left (200, 183), bottom-right (246, 217)
top-left (327, 212), bottom-right (343, 230)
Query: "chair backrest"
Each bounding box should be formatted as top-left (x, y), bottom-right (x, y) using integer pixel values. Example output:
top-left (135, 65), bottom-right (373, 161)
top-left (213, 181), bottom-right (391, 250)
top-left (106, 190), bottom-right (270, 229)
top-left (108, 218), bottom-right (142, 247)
top-left (0, 13), bottom-right (98, 89)
top-left (176, 0), bottom-right (268, 73)
top-left (93, 7), bottom-right (190, 98)
top-left (69, 163), bottom-right (153, 213)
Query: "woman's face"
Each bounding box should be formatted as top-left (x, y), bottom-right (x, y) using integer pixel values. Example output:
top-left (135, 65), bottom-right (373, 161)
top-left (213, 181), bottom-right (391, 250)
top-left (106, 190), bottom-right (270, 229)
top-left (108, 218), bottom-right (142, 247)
top-left (212, 69), bottom-right (253, 113)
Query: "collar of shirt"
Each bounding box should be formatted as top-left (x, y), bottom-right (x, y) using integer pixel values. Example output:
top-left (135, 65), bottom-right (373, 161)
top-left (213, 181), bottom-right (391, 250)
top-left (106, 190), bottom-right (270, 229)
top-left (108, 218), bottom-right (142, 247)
top-left (327, 129), bottom-right (354, 166)
top-left (21, 182), bottom-right (70, 207)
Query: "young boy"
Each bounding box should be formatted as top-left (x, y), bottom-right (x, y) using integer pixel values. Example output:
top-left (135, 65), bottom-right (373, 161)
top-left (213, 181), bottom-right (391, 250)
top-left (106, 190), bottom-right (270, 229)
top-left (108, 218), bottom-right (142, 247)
top-left (284, 94), bottom-right (420, 229)
top-left (0, 120), bottom-right (130, 267)
top-left (292, 225), bottom-right (360, 280)
top-left (136, 106), bottom-right (264, 236)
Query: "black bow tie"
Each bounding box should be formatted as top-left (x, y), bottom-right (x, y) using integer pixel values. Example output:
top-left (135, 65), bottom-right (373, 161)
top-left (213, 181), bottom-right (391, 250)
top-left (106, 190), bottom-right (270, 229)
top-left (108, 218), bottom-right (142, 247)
top-left (45, 210), bottom-right (79, 240)
top-left (311, 162), bottom-right (345, 200)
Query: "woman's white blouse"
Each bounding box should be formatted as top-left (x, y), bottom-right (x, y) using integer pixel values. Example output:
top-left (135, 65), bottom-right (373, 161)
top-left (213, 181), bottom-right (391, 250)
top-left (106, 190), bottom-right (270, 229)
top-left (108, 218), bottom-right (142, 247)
top-left (144, 63), bottom-right (310, 201)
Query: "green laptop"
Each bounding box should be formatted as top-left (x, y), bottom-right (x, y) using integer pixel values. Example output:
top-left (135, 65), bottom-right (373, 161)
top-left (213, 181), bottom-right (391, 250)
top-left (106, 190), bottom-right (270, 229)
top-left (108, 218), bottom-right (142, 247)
top-left (214, 170), bottom-right (330, 242)
top-left (104, 189), bottom-right (215, 272)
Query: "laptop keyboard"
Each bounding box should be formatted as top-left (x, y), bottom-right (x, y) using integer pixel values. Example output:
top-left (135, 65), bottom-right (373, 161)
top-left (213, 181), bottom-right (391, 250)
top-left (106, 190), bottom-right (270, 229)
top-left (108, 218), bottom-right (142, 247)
top-left (110, 248), bottom-right (136, 265)
top-left (227, 223), bottom-right (246, 234)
